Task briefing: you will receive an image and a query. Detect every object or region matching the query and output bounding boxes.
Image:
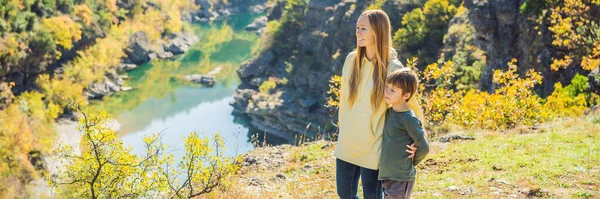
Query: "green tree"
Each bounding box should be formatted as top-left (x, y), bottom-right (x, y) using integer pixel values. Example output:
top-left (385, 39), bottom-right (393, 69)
top-left (32, 0), bottom-right (56, 17)
top-left (280, 0), bottom-right (307, 24)
top-left (563, 74), bottom-right (599, 106)
top-left (270, 0), bottom-right (307, 51)
top-left (439, 7), bottom-right (486, 90)
top-left (0, 18), bottom-right (9, 33)
top-left (10, 11), bottom-right (36, 33)
top-left (0, 34), bottom-right (27, 72)
top-left (393, 0), bottom-right (457, 67)
top-left (56, 0), bottom-right (74, 13)
top-left (29, 29), bottom-right (56, 58)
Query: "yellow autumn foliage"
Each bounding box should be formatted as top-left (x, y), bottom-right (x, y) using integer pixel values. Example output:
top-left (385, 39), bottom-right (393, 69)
top-left (49, 105), bottom-right (241, 198)
top-left (74, 4), bottom-right (93, 26)
top-left (423, 58), bottom-right (588, 130)
top-left (0, 91), bottom-right (56, 195)
top-left (548, 0), bottom-right (600, 71)
top-left (327, 58), bottom-right (592, 131)
top-left (41, 16), bottom-right (82, 51)
top-left (0, 0), bottom-right (199, 196)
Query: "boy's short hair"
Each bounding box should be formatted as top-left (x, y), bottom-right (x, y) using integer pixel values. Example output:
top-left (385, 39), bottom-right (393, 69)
top-left (387, 68), bottom-right (419, 102)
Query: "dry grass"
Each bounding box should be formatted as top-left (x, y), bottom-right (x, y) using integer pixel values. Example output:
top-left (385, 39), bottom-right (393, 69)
top-left (206, 114), bottom-right (600, 198)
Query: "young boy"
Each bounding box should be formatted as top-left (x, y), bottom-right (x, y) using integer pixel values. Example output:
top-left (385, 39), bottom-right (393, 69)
top-left (379, 68), bottom-right (430, 199)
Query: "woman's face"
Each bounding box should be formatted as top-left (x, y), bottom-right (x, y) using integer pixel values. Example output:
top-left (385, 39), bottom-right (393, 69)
top-left (356, 16), bottom-right (375, 48)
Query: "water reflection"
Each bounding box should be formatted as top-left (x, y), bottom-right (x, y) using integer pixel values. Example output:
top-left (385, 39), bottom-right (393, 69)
top-left (94, 14), bottom-right (297, 157)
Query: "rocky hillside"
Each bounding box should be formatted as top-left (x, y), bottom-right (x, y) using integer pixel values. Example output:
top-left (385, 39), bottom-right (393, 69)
top-left (0, 0), bottom-right (270, 197)
top-left (232, 0), bottom-right (423, 136)
top-left (232, 0), bottom-right (600, 137)
top-left (465, 0), bottom-right (599, 96)
top-left (466, 0), bottom-right (553, 94)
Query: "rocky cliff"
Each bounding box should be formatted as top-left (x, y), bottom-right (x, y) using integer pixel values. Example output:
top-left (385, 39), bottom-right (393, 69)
top-left (85, 31), bottom-right (200, 99)
top-left (232, 0), bottom-right (598, 138)
top-left (232, 0), bottom-right (362, 136)
top-left (464, 0), bottom-right (583, 96)
top-left (230, 0), bottom-right (424, 136)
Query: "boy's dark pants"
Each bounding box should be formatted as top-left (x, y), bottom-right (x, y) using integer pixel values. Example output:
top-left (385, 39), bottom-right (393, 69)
top-left (381, 180), bottom-right (414, 199)
top-left (336, 158), bottom-right (382, 199)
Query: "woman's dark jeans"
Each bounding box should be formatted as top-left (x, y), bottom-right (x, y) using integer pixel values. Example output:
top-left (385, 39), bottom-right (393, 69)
top-left (336, 158), bottom-right (382, 199)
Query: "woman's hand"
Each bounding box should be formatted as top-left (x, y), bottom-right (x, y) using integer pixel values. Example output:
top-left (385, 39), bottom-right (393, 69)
top-left (406, 143), bottom-right (417, 159)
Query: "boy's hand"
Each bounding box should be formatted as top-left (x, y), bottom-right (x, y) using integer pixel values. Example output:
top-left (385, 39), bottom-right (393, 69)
top-left (406, 143), bottom-right (417, 159)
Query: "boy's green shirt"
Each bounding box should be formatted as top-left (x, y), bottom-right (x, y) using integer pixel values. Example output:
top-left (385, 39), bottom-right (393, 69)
top-left (378, 108), bottom-right (430, 182)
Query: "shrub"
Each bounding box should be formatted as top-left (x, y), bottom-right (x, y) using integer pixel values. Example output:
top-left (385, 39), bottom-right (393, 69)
top-left (259, 79), bottom-right (277, 94)
top-left (423, 58), bottom-right (589, 130)
top-left (326, 75), bottom-right (341, 109)
top-left (253, 20), bottom-right (281, 54)
top-left (327, 58), bottom-right (593, 131)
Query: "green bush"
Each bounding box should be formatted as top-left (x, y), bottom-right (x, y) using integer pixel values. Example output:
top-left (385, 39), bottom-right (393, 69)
top-left (11, 11), bottom-right (36, 33)
top-left (253, 20), bottom-right (281, 54)
top-left (33, 0), bottom-right (56, 17)
top-left (329, 58), bottom-right (591, 131)
top-left (281, 0), bottom-right (307, 24)
top-left (564, 74), bottom-right (588, 98)
top-left (56, 0), bottom-right (74, 13)
top-left (29, 29), bottom-right (56, 56)
top-left (393, 0), bottom-right (458, 68)
top-left (259, 79), bottom-right (277, 94)
top-left (563, 74), bottom-right (599, 106)
top-left (519, 0), bottom-right (550, 15)
top-left (0, 19), bottom-right (9, 33)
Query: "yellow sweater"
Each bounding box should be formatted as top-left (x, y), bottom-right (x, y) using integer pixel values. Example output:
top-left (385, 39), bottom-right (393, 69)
top-left (334, 49), bottom-right (425, 170)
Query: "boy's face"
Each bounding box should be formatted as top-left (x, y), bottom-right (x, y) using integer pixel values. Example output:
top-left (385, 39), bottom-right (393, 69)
top-left (384, 83), bottom-right (411, 104)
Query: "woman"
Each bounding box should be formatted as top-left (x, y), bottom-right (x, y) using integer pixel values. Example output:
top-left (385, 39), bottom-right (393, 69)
top-left (334, 10), bottom-right (425, 199)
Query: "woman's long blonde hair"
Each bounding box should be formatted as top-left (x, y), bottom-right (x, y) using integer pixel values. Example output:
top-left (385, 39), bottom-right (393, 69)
top-left (347, 10), bottom-right (392, 111)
